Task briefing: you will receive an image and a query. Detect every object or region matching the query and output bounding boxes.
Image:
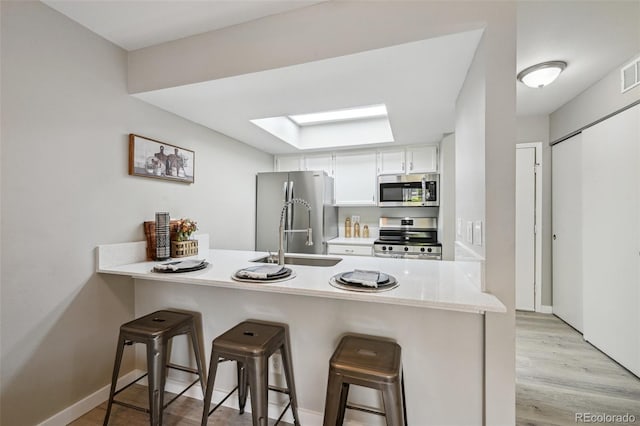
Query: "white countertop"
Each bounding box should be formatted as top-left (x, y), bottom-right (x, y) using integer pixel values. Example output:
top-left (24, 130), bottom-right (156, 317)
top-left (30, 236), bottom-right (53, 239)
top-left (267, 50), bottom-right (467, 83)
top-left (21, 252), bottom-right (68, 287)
top-left (327, 237), bottom-right (377, 246)
top-left (97, 243), bottom-right (505, 314)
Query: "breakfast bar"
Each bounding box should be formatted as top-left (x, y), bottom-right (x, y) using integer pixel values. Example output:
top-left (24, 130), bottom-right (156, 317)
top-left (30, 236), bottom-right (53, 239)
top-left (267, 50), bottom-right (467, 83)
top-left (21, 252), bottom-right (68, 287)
top-left (97, 241), bottom-right (505, 425)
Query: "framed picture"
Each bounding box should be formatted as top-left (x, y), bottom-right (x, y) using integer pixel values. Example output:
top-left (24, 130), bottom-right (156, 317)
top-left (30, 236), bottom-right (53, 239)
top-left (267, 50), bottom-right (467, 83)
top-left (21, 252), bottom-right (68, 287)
top-left (129, 134), bottom-right (195, 183)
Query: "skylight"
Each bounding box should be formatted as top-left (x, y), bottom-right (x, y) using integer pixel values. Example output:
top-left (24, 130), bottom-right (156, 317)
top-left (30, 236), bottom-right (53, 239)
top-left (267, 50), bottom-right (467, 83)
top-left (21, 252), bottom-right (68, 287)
top-left (288, 104), bottom-right (388, 126)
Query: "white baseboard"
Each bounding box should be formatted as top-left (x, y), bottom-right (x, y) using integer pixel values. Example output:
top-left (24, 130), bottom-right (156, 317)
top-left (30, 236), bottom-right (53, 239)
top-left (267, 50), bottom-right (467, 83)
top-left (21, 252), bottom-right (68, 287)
top-left (37, 369), bottom-right (141, 426)
top-left (538, 305), bottom-right (553, 314)
top-left (41, 368), bottom-right (326, 426)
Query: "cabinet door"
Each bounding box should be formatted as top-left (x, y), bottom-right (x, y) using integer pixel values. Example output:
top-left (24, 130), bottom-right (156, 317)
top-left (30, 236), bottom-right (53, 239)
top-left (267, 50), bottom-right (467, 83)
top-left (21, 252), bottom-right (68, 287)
top-left (327, 244), bottom-right (373, 256)
top-left (378, 149), bottom-right (405, 174)
top-left (276, 155), bottom-right (303, 171)
top-left (582, 104), bottom-right (640, 376)
top-left (334, 152), bottom-right (377, 205)
top-left (551, 134), bottom-right (583, 332)
top-left (304, 154), bottom-right (334, 177)
top-left (408, 145), bottom-right (438, 173)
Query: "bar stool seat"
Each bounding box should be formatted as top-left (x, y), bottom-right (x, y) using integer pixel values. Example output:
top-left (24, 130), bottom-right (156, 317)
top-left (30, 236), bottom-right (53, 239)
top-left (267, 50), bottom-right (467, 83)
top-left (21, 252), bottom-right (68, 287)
top-left (201, 320), bottom-right (300, 426)
top-left (104, 310), bottom-right (206, 426)
top-left (323, 335), bottom-right (407, 426)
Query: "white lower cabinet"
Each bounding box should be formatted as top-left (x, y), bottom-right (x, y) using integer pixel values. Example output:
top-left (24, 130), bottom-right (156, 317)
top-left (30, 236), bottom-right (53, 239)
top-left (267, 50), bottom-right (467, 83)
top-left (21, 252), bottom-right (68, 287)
top-left (328, 244), bottom-right (373, 256)
top-left (581, 104), bottom-right (640, 377)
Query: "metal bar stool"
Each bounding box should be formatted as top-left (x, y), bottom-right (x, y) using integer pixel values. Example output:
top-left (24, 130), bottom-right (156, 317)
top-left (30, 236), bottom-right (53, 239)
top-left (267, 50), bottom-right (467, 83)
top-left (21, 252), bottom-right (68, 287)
top-left (323, 335), bottom-right (408, 426)
top-left (201, 320), bottom-right (301, 426)
top-left (104, 310), bottom-right (206, 426)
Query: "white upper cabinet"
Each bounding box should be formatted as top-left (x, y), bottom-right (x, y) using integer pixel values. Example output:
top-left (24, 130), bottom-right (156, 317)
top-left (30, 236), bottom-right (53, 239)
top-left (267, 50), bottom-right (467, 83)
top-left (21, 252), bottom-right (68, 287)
top-left (377, 149), bottom-right (406, 174)
top-left (334, 151), bottom-right (377, 205)
top-left (407, 145), bottom-right (438, 173)
top-left (304, 153), bottom-right (334, 177)
top-left (376, 145), bottom-right (439, 175)
top-left (276, 155), bottom-right (303, 171)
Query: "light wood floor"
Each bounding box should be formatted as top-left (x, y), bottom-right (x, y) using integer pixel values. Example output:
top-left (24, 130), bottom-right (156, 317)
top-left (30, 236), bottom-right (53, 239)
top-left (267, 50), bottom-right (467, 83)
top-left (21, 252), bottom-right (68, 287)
top-left (71, 383), bottom-right (293, 426)
top-left (72, 312), bottom-right (640, 425)
top-left (517, 311), bottom-right (640, 426)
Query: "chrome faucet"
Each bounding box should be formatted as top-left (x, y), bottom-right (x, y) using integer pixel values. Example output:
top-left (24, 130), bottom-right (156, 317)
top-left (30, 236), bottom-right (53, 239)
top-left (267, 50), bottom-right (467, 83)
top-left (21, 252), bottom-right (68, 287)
top-left (279, 198), bottom-right (313, 265)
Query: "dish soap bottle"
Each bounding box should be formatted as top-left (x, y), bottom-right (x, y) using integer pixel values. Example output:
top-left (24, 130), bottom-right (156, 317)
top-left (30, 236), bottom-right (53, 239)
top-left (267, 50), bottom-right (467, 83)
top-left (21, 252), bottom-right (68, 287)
top-left (345, 217), bottom-right (352, 238)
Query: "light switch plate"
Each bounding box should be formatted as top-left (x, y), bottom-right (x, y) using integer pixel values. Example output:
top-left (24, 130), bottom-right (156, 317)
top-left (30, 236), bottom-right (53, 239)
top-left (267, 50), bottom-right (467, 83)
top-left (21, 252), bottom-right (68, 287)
top-left (473, 221), bottom-right (483, 246)
top-left (457, 218), bottom-right (462, 237)
top-left (466, 221), bottom-right (473, 244)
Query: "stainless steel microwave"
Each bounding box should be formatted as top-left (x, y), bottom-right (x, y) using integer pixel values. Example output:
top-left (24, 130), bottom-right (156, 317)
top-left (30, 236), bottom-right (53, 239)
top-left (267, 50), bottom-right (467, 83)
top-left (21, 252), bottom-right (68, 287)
top-left (378, 173), bottom-right (439, 207)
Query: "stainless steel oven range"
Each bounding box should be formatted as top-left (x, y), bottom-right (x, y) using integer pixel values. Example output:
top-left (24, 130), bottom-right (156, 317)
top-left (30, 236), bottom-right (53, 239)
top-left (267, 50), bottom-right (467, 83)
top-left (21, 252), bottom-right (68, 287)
top-left (373, 217), bottom-right (442, 260)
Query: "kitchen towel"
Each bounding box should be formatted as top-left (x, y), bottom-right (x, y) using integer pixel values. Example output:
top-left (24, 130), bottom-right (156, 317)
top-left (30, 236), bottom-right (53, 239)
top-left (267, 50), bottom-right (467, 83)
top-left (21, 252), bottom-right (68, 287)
top-left (235, 265), bottom-right (286, 279)
top-left (342, 269), bottom-right (381, 287)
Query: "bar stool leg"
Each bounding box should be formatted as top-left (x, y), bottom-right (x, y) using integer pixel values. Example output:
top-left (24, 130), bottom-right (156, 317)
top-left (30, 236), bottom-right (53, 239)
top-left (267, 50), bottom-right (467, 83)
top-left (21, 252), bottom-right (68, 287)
top-left (146, 339), bottom-right (167, 426)
top-left (322, 371), bottom-right (344, 426)
top-left (237, 362), bottom-right (249, 414)
top-left (247, 356), bottom-right (269, 426)
top-left (189, 322), bottom-right (207, 394)
top-left (201, 350), bottom-right (219, 426)
top-left (401, 372), bottom-right (408, 426)
top-left (336, 383), bottom-right (350, 426)
top-left (381, 380), bottom-right (405, 426)
top-left (280, 345), bottom-right (301, 425)
top-left (103, 334), bottom-right (126, 426)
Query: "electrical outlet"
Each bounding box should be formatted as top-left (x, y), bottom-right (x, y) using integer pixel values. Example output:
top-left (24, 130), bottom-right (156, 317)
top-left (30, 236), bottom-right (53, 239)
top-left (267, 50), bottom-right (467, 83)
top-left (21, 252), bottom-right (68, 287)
top-left (466, 221), bottom-right (473, 244)
top-left (351, 215), bottom-right (360, 224)
top-left (271, 353), bottom-right (283, 375)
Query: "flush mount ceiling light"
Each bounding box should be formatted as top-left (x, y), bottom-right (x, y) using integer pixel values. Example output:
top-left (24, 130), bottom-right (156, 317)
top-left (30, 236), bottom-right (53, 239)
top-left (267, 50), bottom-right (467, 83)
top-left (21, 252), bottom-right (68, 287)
top-left (517, 61), bottom-right (567, 88)
top-left (289, 104), bottom-right (388, 126)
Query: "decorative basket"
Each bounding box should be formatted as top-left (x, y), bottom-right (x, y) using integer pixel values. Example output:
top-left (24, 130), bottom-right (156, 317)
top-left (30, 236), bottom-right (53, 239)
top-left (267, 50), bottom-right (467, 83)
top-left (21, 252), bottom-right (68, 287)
top-left (143, 220), bottom-right (180, 260)
top-left (171, 240), bottom-right (198, 258)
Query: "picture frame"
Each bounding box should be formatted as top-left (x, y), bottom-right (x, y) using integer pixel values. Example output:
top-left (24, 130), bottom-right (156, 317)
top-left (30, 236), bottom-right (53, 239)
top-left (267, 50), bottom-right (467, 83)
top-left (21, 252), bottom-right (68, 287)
top-left (129, 134), bottom-right (195, 184)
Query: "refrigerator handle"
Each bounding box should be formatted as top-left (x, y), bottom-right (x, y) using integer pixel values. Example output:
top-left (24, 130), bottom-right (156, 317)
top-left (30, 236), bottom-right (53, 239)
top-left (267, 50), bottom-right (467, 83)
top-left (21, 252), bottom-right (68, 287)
top-left (288, 180), bottom-right (294, 230)
top-left (282, 181), bottom-right (288, 203)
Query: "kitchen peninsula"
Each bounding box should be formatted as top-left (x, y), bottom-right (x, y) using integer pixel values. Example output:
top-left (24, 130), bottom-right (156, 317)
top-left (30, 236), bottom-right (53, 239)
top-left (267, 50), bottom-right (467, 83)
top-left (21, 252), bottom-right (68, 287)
top-left (97, 240), bottom-right (505, 425)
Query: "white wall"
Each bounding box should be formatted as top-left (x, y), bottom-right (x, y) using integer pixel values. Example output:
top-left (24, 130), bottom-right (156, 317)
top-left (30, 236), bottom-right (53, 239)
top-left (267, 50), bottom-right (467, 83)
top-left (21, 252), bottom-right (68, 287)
top-left (550, 52), bottom-right (640, 141)
top-left (0, 2), bottom-right (272, 424)
top-left (455, 10), bottom-right (517, 422)
top-left (516, 115), bottom-right (551, 306)
top-left (455, 35), bottom-right (486, 260)
top-left (439, 133), bottom-right (456, 261)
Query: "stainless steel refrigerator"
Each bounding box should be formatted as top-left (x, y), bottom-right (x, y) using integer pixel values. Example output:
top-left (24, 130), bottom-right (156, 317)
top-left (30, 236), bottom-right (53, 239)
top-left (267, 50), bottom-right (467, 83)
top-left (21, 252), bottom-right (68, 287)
top-left (256, 171), bottom-right (338, 254)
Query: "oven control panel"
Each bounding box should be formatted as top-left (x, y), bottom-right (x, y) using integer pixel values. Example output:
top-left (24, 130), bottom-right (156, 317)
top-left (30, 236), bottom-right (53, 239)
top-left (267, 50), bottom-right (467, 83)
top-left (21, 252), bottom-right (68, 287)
top-left (373, 243), bottom-right (442, 259)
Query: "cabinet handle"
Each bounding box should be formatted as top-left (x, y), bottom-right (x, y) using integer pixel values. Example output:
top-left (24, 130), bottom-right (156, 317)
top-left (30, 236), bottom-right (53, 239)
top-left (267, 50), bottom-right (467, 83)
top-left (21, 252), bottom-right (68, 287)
top-left (410, 161), bottom-right (413, 171)
top-left (345, 249), bottom-right (354, 253)
top-left (402, 162), bottom-right (405, 171)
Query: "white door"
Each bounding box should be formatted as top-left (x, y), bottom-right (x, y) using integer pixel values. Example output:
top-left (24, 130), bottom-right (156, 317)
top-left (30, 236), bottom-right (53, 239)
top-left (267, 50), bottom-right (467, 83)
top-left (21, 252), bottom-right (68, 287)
top-left (552, 134), bottom-right (583, 332)
top-left (581, 105), bottom-right (639, 375)
top-left (515, 147), bottom-right (536, 311)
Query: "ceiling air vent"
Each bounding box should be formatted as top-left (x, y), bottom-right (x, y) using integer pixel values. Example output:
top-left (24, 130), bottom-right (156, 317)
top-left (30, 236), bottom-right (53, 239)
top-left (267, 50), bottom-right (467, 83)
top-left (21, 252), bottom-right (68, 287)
top-left (621, 56), bottom-right (640, 93)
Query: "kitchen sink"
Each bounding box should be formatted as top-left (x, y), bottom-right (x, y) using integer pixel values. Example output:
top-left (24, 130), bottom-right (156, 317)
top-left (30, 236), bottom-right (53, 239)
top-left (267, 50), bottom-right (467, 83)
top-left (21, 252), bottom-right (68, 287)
top-left (251, 255), bottom-right (342, 267)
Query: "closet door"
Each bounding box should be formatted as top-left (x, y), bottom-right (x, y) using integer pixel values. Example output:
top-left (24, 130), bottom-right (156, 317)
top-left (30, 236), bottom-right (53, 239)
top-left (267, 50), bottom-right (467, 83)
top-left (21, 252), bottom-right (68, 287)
top-left (552, 133), bottom-right (583, 332)
top-left (582, 104), bottom-right (640, 376)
